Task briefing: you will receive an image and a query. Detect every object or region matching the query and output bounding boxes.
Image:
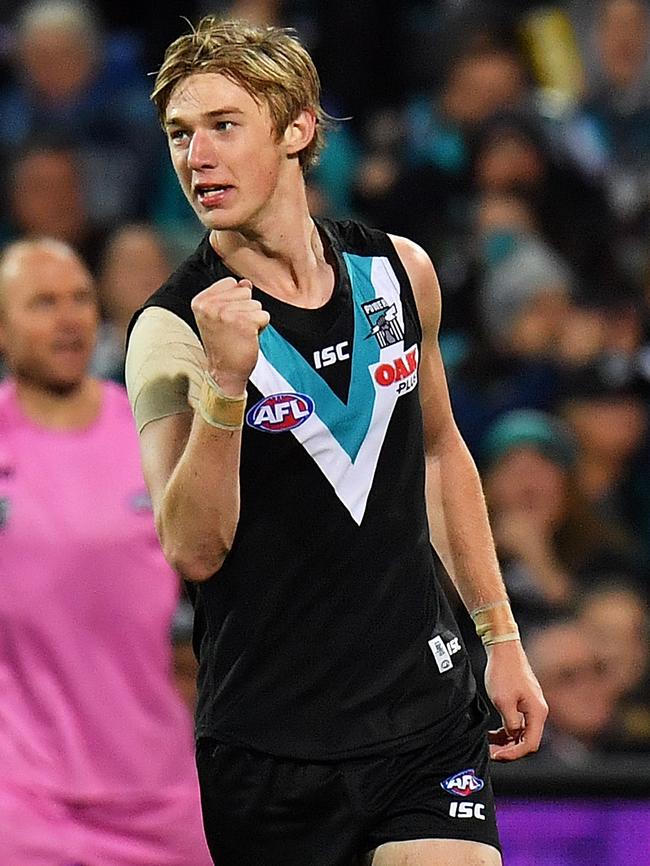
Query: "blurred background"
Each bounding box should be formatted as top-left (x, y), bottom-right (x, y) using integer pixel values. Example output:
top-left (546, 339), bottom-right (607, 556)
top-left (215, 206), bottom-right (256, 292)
top-left (0, 1), bottom-right (649, 863)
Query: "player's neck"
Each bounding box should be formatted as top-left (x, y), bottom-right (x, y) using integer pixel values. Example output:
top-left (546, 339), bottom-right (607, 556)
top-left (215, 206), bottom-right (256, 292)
top-left (14, 375), bottom-right (103, 431)
top-left (211, 192), bottom-right (333, 308)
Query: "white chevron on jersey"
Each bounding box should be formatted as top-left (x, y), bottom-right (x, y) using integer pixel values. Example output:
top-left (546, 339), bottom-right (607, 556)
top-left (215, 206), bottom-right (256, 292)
top-left (250, 255), bottom-right (411, 525)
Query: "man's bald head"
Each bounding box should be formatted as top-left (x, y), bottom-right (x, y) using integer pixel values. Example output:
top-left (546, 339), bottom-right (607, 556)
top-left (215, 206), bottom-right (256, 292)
top-left (0, 237), bottom-right (88, 315)
top-left (0, 237), bottom-right (97, 393)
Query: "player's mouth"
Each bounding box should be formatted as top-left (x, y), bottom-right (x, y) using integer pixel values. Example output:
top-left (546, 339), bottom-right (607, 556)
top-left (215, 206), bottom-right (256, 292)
top-left (195, 184), bottom-right (234, 207)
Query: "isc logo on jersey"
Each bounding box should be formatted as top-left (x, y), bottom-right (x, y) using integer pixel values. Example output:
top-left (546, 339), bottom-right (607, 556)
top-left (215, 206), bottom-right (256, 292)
top-left (370, 344), bottom-right (419, 396)
top-left (441, 769), bottom-right (485, 797)
top-left (247, 392), bottom-right (314, 433)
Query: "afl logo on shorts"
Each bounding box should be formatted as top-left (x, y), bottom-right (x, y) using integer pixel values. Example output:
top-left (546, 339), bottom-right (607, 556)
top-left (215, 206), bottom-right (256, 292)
top-left (441, 768), bottom-right (485, 797)
top-left (247, 392), bottom-right (314, 433)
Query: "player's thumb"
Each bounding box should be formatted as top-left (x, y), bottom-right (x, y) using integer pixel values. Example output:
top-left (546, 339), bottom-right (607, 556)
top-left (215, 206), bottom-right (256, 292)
top-left (256, 309), bottom-right (271, 334)
top-left (500, 704), bottom-right (524, 739)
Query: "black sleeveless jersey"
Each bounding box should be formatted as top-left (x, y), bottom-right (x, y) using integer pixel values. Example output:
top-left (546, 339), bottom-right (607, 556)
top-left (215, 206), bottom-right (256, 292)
top-left (130, 218), bottom-right (479, 759)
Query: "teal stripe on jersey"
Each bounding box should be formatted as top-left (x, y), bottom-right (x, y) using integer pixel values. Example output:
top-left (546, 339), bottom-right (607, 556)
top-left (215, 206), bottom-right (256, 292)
top-left (257, 254), bottom-right (381, 462)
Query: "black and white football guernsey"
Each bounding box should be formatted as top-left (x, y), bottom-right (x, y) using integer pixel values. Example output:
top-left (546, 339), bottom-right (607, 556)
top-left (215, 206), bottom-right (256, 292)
top-left (129, 218), bottom-right (481, 759)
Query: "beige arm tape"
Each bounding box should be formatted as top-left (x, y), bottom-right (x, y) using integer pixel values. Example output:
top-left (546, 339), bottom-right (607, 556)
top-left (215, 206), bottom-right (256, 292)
top-left (125, 307), bottom-right (206, 433)
top-left (198, 371), bottom-right (247, 430)
top-left (470, 600), bottom-right (521, 647)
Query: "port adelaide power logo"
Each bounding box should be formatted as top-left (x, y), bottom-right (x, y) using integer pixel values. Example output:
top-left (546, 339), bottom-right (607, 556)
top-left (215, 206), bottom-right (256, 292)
top-left (363, 296), bottom-right (419, 396)
top-left (362, 298), bottom-right (403, 348)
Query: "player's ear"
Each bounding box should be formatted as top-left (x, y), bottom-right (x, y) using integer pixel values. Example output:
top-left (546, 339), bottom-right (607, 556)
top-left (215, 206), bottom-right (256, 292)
top-left (284, 109), bottom-right (316, 158)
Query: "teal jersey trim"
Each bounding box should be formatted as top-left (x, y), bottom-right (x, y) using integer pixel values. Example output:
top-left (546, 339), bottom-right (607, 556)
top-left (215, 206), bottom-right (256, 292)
top-left (257, 253), bottom-right (382, 462)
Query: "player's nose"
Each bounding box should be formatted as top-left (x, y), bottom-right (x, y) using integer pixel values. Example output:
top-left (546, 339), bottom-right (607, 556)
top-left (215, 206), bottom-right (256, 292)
top-left (188, 128), bottom-right (219, 170)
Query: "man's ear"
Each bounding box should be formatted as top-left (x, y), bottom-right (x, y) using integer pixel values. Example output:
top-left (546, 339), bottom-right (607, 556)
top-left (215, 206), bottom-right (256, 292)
top-left (284, 109), bottom-right (317, 158)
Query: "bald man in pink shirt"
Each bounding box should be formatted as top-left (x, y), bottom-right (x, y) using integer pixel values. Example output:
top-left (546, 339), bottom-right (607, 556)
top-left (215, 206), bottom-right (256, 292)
top-left (0, 239), bottom-right (211, 866)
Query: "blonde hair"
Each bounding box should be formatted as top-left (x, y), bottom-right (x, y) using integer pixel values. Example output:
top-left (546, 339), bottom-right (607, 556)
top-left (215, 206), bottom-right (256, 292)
top-left (151, 17), bottom-right (328, 170)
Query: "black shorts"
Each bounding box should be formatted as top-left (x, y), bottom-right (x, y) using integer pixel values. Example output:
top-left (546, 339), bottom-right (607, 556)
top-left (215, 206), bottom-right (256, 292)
top-left (196, 699), bottom-right (501, 866)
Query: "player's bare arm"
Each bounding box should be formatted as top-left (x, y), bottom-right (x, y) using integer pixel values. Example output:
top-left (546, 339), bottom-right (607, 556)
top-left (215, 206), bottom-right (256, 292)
top-left (391, 235), bottom-right (548, 761)
top-left (130, 277), bottom-right (269, 582)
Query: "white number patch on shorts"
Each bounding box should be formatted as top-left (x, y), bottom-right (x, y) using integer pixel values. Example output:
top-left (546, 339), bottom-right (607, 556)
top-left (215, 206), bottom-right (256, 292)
top-left (428, 635), bottom-right (453, 673)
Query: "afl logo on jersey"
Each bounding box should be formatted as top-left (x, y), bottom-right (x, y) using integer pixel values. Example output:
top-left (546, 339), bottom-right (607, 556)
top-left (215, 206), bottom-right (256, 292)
top-left (247, 392), bottom-right (314, 433)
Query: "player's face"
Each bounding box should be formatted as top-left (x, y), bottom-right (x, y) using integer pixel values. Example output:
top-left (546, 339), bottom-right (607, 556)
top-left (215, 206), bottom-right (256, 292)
top-left (0, 250), bottom-right (97, 393)
top-left (165, 73), bottom-right (290, 232)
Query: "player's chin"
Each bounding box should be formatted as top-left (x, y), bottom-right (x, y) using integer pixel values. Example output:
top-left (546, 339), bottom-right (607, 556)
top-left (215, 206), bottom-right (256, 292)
top-left (195, 205), bottom-right (239, 231)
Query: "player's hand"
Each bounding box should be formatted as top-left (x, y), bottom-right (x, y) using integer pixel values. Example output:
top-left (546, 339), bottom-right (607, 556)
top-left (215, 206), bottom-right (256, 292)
top-left (191, 277), bottom-right (270, 396)
top-left (484, 639), bottom-right (548, 761)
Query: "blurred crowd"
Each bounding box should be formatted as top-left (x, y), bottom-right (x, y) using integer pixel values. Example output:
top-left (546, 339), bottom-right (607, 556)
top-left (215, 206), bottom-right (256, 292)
top-left (0, 0), bottom-right (649, 782)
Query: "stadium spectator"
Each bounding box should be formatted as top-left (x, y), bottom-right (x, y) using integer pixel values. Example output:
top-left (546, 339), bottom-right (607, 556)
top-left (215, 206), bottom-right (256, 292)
top-left (470, 110), bottom-right (621, 303)
top-left (0, 238), bottom-right (210, 866)
top-left (351, 41), bottom-right (531, 272)
top-left (478, 235), bottom-right (573, 361)
top-left (93, 223), bottom-right (173, 383)
top-left (1, 142), bottom-right (108, 273)
top-left (557, 360), bottom-right (650, 567)
top-left (406, 43), bottom-right (529, 172)
top-left (0, 0), bottom-right (162, 226)
top-left (578, 581), bottom-right (650, 752)
top-left (570, 0), bottom-right (650, 286)
top-left (449, 233), bottom-right (573, 454)
top-left (525, 620), bottom-right (619, 766)
top-left (480, 409), bottom-right (635, 636)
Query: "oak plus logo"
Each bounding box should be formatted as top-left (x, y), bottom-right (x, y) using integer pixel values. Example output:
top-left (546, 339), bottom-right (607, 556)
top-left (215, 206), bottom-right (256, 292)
top-left (362, 298), bottom-right (403, 348)
top-left (370, 344), bottom-right (419, 396)
top-left (246, 392), bottom-right (314, 433)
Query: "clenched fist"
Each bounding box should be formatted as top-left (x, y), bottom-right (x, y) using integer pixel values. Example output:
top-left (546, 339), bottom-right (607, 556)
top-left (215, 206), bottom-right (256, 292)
top-left (191, 277), bottom-right (270, 396)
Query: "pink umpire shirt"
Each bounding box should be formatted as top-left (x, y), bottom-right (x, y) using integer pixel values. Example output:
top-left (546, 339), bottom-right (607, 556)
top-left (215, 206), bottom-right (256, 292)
top-left (0, 380), bottom-right (211, 865)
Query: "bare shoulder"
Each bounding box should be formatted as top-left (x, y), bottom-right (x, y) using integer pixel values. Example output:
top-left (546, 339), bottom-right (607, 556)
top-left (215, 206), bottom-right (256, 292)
top-left (388, 234), bottom-right (441, 334)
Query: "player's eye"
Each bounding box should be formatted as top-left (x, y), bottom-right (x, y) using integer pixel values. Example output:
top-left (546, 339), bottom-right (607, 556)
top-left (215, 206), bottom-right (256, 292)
top-left (168, 129), bottom-right (189, 144)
